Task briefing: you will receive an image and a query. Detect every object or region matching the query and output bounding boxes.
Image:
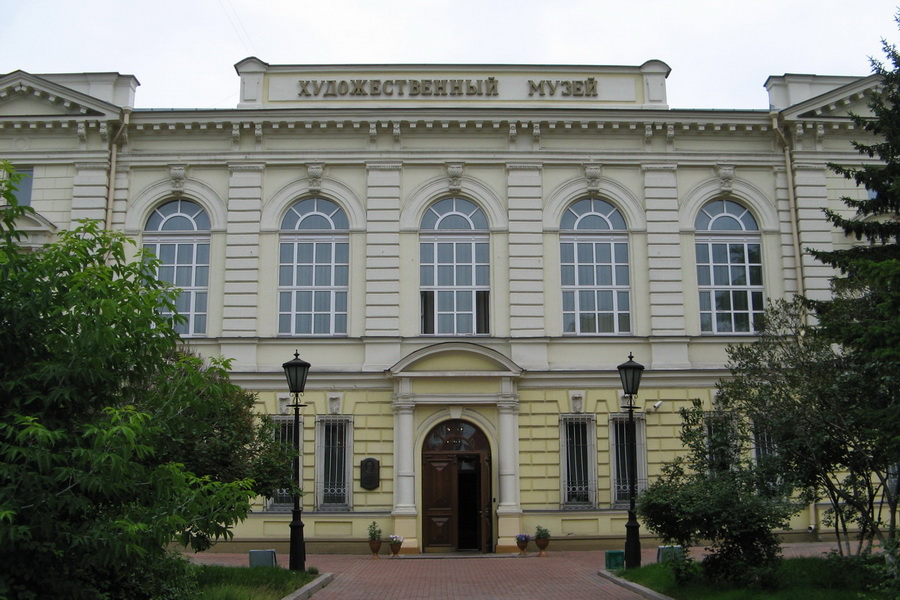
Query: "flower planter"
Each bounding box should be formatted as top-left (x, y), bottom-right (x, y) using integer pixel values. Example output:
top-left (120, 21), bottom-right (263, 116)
top-left (369, 540), bottom-right (382, 558)
top-left (390, 542), bottom-right (402, 557)
top-left (535, 538), bottom-right (549, 557)
top-left (515, 539), bottom-right (528, 556)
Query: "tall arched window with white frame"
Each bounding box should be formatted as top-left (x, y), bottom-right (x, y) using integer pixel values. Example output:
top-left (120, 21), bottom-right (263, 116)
top-left (279, 198), bottom-right (349, 336)
top-left (419, 197), bottom-right (490, 335)
top-left (143, 199), bottom-right (210, 336)
top-left (560, 198), bottom-right (631, 335)
top-left (695, 199), bottom-right (764, 334)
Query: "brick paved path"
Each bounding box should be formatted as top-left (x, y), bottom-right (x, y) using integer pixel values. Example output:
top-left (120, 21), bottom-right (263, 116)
top-left (188, 543), bottom-right (839, 600)
top-left (305, 551), bottom-right (643, 600)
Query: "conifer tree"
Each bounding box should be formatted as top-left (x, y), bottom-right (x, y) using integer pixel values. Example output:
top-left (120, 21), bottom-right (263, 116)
top-left (811, 22), bottom-right (900, 361)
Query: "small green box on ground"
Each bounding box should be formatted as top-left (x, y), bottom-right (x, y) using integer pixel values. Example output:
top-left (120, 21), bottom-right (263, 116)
top-left (605, 550), bottom-right (625, 570)
top-left (656, 545), bottom-right (684, 563)
top-left (248, 549), bottom-right (277, 567)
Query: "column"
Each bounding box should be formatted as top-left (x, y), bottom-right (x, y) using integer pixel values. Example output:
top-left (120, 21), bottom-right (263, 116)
top-left (495, 378), bottom-right (522, 552)
top-left (392, 380), bottom-right (418, 550)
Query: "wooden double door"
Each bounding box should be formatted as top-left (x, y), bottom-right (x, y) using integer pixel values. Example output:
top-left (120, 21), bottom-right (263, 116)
top-left (422, 420), bottom-right (493, 553)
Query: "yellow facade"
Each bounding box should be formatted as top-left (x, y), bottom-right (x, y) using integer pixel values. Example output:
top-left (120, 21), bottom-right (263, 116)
top-left (0, 61), bottom-right (876, 553)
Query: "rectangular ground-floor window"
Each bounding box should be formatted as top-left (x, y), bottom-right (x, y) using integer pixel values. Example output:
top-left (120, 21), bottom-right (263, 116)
top-left (560, 414), bottom-right (597, 509)
top-left (610, 414), bottom-right (647, 507)
top-left (316, 415), bottom-right (353, 511)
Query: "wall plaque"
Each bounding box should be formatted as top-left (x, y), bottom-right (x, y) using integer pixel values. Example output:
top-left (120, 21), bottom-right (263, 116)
top-left (360, 458), bottom-right (380, 490)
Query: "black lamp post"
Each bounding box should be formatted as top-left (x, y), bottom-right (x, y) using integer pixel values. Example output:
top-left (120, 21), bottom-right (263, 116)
top-left (282, 351), bottom-right (311, 572)
top-left (617, 352), bottom-right (644, 569)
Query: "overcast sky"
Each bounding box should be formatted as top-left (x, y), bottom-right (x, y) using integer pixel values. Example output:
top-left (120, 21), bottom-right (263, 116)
top-left (3, 0), bottom-right (898, 110)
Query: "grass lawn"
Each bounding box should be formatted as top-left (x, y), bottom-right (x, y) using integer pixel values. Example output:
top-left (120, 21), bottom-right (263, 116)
top-left (619, 557), bottom-right (895, 600)
top-left (194, 565), bottom-right (317, 600)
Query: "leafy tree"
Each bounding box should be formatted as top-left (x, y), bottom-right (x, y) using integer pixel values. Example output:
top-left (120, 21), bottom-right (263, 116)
top-left (638, 396), bottom-right (798, 588)
top-left (0, 163), bottom-right (291, 599)
top-left (142, 352), bottom-right (293, 501)
top-left (715, 299), bottom-right (899, 559)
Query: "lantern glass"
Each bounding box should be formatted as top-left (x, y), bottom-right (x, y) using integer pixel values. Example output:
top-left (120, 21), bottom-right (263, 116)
top-left (617, 353), bottom-right (644, 396)
top-left (282, 352), bottom-right (311, 394)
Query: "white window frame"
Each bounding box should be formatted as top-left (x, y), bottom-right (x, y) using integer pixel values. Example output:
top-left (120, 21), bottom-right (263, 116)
top-left (561, 234), bottom-right (631, 334)
top-left (142, 200), bottom-right (210, 337)
top-left (315, 415), bottom-right (353, 511)
top-left (695, 200), bottom-right (764, 335)
top-left (609, 413), bottom-right (647, 508)
top-left (560, 414), bottom-right (598, 509)
top-left (278, 198), bottom-right (349, 337)
top-left (560, 198), bottom-right (631, 335)
top-left (1, 167), bottom-right (33, 206)
top-left (419, 198), bottom-right (490, 336)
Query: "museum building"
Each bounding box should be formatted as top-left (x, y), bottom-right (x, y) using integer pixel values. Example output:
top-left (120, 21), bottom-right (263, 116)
top-left (0, 58), bottom-right (877, 553)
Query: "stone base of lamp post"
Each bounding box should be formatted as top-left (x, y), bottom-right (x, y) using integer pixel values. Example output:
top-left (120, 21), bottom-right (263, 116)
top-left (289, 508), bottom-right (306, 571)
top-left (624, 510), bottom-right (641, 569)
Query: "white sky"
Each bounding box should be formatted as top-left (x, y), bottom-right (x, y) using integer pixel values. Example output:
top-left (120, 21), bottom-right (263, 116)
top-left (2, 0), bottom-right (898, 110)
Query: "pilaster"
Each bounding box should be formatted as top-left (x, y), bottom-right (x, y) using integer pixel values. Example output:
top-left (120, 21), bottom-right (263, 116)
top-left (643, 165), bottom-right (686, 337)
top-left (506, 163), bottom-right (545, 337)
top-left (70, 162), bottom-right (109, 224)
top-left (222, 163), bottom-right (263, 337)
top-left (793, 163), bottom-right (836, 301)
top-left (365, 163), bottom-right (402, 335)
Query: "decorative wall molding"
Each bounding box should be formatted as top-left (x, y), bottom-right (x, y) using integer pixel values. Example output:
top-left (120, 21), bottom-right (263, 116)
top-left (168, 164), bottom-right (185, 191)
top-left (583, 163), bottom-right (602, 192)
top-left (446, 163), bottom-right (463, 193)
top-left (716, 164), bottom-right (735, 195)
top-left (307, 162), bottom-right (324, 193)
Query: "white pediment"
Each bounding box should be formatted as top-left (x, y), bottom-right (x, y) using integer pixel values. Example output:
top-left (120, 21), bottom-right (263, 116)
top-left (10, 209), bottom-right (58, 251)
top-left (778, 74), bottom-right (879, 122)
top-left (0, 71), bottom-right (124, 121)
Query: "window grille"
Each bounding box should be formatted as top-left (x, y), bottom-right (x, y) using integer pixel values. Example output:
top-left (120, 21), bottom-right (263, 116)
top-left (610, 414), bottom-right (647, 507)
top-left (704, 412), bottom-right (737, 473)
top-left (753, 425), bottom-right (777, 463)
top-left (316, 415), bottom-right (353, 511)
top-left (268, 415), bottom-right (299, 510)
top-left (560, 414), bottom-right (597, 508)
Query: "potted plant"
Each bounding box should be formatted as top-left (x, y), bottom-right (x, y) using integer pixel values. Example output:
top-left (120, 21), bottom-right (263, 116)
top-left (368, 521), bottom-right (382, 558)
top-left (514, 533), bottom-right (530, 556)
top-left (534, 525), bottom-right (550, 556)
top-left (388, 534), bottom-right (404, 557)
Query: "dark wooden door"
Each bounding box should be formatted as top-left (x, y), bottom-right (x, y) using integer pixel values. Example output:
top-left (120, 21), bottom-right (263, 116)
top-left (421, 420), bottom-right (493, 552)
top-left (422, 455), bottom-right (456, 551)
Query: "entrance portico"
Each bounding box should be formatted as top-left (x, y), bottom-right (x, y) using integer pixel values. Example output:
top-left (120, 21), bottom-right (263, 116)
top-left (388, 342), bottom-right (523, 553)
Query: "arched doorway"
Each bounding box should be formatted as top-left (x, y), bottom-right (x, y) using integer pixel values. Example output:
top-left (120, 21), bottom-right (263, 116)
top-left (422, 419), bottom-right (493, 553)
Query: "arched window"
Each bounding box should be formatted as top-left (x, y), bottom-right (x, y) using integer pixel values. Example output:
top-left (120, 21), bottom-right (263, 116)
top-left (695, 199), bottom-right (764, 334)
top-left (279, 198), bottom-right (349, 336)
top-left (143, 199), bottom-right (210, 336)
top-left (559, 198), bottom-right (630, 334)
top-left (420, 198), bottom-right (490, 335)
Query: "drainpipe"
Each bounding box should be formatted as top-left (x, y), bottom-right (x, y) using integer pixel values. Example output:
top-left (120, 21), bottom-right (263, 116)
top-left (773, 113), bottom-right (819, 538)
top-left (105, 107), bottom-right (131, 231)
top-left (771, 112), bottom-right (806, 299)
